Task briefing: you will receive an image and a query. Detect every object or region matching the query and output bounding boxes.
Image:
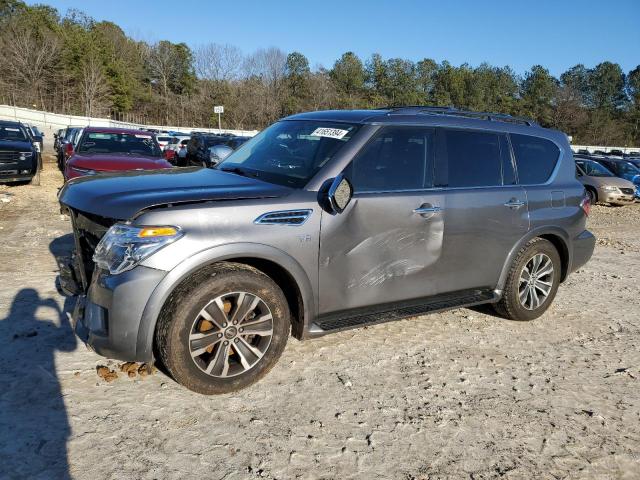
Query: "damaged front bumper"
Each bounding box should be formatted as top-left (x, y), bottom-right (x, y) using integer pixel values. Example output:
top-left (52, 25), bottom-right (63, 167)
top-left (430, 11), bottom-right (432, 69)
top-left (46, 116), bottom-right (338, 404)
top-left (70, 265), bottom-right (167, 362)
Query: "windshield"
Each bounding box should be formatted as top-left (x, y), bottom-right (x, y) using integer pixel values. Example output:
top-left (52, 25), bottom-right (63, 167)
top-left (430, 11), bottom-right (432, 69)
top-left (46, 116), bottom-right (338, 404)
top-left (0, 125), bottom-right (28, 142)
top-left (218, 120), bottom-right (361, 188)
top-left (619, 161), bottom-right (640, 175)
top-left (76, 132), bottom-right (161, 157)
top-left (576, 160), bottom-right (613, 177)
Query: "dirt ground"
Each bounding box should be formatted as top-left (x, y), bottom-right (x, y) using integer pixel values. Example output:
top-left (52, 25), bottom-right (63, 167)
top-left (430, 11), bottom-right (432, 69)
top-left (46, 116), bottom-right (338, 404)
top-left (0, 159), bottom-right (638, 480)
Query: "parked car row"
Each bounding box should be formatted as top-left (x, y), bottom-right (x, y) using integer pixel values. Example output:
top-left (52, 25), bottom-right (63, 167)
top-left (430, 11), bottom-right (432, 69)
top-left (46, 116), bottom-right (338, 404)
top-left (51, 126), bottom-right (252, 182)
top-left (127, 128), bottom-right (251, 168)
top-left (574, 153), bottom-right (640, 205)
top-left (0, 120), bottom-right (42, 184)
top-left (164, 131), bottom-right (251, 167)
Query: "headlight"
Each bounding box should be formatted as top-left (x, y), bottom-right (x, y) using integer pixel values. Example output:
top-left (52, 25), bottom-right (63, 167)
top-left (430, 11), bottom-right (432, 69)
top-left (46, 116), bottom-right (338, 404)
top-left (93, 224), bottom-right (183, 275)
top-left (19, 152), bottom-right (33, 161)
top-left (34, 143), bottom-right (41, 152)
top-left (71, 166), bottom-right (97, 175)
top-left (602, 186), bottom-right (619, 192)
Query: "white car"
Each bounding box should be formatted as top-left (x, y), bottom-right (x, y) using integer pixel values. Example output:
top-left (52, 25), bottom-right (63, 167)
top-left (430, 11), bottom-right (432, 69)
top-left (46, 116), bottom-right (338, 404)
top-left (155, 133), bottom-right (174, 151)
top-left (164, 136), bottom-right (190, 165)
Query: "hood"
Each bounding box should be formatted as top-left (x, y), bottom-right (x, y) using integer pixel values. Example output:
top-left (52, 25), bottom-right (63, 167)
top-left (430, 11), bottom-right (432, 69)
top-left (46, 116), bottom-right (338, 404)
top-left (0, 140), bottom-right (33, 152)
top-left (59, 167), bottom-right (292, 219)
top-left (70, 153), bottom-right (170, 171)
top-left (587, 175), bottom-right (637, 188)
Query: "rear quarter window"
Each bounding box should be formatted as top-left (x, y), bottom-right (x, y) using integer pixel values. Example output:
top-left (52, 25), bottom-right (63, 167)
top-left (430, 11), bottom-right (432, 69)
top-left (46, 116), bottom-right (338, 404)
top-left (510, 134), bottom-right (560, 184)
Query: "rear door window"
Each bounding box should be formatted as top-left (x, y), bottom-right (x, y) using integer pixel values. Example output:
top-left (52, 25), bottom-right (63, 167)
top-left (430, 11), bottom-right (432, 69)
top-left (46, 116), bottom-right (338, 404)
top-left (348, 126), bottom-right (435, 192)
top-left (510, 134), bottom-right (560, 184)
top-left (439, 129), bottom-right (502, 188)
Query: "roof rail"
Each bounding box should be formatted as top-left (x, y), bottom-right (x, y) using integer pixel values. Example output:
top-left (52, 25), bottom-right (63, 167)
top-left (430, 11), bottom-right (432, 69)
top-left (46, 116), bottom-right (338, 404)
top-left (382, 105), bottom-right (538, 127)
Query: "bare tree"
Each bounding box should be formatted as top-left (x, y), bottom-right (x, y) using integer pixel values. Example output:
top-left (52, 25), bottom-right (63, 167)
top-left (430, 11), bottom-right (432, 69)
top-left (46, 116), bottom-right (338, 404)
top-left (308, 68), bottom-right (337, 110)
top-left (0, 20), bottom-right (60, 108)
top-left (553, 85), bottom-right (588, 138)
top-left (80, 53), bottom-right (109, 116)
top-left (195, 43), bottom-right (243, 82)
top-left (243, 47), bottom-right (287, 87)
top-left (243, 47), bottom-right (287, 123)
top-left (145, 41), bottom-right (181, 98)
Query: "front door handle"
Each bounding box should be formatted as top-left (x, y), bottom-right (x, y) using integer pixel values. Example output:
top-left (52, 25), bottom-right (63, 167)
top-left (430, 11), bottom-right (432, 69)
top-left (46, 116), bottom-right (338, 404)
top-left (413, 205), bottom-right (443, 215)
top-left (504, 199), bottom-right (525, 209)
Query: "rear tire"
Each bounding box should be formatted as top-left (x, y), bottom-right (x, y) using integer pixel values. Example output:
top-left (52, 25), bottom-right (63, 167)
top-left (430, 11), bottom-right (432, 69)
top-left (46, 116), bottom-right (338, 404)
top-left (493, 238), bottom-right (561, 321)
top-left (156, 262), bottom-right (290, 394)
top-left (586, 188), bottom-right (597, 204)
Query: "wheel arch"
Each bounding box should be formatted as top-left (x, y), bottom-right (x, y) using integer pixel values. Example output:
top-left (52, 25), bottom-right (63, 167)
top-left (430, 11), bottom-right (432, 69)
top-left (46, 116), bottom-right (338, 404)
top-left (136, 243), bottom-right (315, 360)
top-left (496, 227), bottom-right (571, 292)
top-left (584, 185), bottom-right (598, 203)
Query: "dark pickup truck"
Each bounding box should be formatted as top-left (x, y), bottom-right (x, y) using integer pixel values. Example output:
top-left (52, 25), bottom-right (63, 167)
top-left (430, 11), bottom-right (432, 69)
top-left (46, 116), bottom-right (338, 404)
top-left (0, 120), bottom-right (40, 184)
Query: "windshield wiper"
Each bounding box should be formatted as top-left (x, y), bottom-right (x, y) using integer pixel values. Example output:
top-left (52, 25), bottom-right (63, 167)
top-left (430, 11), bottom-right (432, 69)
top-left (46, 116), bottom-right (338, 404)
top-left (219, 166), bottom-right (256, 178)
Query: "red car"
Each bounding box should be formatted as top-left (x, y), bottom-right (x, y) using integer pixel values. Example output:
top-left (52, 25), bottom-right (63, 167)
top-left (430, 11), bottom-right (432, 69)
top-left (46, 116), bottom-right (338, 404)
top-left (64, 127), bottom-right (173, 181)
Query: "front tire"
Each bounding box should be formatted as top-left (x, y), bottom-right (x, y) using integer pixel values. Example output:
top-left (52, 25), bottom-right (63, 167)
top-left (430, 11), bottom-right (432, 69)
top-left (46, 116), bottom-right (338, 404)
top-left (493, 238), bottom-right (561, 321)
top-left (156, 263), bottom-right (290, 394)
top-left (30, 170), bottom-right (41, 186)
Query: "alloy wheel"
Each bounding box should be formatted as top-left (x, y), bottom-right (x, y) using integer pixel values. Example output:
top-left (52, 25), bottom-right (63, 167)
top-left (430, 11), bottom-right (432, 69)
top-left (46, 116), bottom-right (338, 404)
top-left (518, 253), bottom-right (554, 310)
top-left (189, 292), bottom-right (274, 378)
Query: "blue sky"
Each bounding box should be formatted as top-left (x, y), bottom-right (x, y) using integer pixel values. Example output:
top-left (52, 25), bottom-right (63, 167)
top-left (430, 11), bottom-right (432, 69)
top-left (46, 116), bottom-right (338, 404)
top-left (31, 0), bottom-right (640, 76)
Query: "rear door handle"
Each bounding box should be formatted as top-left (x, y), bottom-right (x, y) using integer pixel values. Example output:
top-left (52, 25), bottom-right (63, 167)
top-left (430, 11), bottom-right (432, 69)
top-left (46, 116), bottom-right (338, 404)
top-left (504, 199), bottom-right (525, 209)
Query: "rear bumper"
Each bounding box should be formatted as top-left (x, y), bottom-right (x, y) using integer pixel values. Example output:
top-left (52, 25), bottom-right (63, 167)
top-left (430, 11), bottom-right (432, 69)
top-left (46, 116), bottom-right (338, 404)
top-left (70, 266), bottom-right (167, 362)
top-left (570, 230), bottom-right (596, 273)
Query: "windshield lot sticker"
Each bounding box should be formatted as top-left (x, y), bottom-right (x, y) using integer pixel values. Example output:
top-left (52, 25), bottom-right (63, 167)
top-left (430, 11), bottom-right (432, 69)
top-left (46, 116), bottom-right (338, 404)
top-left (310, 127), bottom-right (349, 139)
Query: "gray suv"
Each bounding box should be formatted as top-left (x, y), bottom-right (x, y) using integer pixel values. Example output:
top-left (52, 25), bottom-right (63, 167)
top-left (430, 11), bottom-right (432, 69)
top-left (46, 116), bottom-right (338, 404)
top-left (59, 107), bottom-right (595, 394)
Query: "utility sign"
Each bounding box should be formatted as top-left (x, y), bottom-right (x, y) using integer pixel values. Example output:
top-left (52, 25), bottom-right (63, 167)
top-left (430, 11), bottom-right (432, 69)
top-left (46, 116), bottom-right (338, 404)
top-left (214, 105), bottom-right (224, 130)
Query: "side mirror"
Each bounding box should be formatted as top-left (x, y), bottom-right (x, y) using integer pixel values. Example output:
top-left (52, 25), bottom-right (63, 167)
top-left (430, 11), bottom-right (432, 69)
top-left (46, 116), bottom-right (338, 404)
top-left (327, 174), bottom-right (353, 214)
top-left (209, 145), bottom-right (233, 167)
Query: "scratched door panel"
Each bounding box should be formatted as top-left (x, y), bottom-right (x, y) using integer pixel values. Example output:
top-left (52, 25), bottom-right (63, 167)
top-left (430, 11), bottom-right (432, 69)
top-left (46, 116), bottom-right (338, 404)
top-left (318, 191), bottom-right (445, 314)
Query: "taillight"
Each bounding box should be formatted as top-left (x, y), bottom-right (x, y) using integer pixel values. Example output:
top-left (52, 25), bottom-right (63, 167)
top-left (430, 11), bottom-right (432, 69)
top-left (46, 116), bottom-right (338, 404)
top-left (580, 191), bottom-right (591, 216)
top-left (65, 143), bottom-right (74, 157)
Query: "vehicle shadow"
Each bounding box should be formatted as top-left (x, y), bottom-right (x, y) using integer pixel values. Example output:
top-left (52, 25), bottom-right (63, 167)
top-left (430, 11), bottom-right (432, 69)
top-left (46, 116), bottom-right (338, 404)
top-left (0, 286), bottom-right (76, 479)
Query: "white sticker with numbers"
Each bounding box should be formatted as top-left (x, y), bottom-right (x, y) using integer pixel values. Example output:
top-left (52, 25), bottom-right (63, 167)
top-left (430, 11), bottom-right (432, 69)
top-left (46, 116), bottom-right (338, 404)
top-left (310, 127), bottom-right (349, 139)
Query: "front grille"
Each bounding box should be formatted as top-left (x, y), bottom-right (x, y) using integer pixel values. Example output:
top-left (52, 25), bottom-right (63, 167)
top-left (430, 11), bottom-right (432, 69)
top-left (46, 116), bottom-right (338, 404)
top-left (68, 208), bottom-right (118, 289)
top-left (620, 187), bottom-right (635, 195)
top-left (0, 151), bottom-right (20, 162)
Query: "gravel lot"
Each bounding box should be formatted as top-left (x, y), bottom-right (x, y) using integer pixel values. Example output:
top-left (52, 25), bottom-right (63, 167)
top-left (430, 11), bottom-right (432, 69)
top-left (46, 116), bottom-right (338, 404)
top-left (0, 159), bottom-right (639, 480)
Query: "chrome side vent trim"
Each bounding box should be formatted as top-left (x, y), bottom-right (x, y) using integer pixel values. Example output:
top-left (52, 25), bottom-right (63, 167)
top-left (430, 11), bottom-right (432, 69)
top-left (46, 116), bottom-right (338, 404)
top-left (254, 209), bottom-right (312, 226)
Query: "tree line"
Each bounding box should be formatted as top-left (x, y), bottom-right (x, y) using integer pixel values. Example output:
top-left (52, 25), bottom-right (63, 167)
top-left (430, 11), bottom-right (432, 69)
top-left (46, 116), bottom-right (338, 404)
top-left (1, 0), bottom-right (639, 145)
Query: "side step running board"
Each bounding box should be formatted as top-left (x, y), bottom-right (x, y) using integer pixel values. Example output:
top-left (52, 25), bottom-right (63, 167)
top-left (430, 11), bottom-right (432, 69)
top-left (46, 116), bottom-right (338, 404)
top-left (311, 289), bottom-right (497, 334)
